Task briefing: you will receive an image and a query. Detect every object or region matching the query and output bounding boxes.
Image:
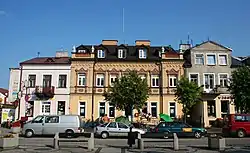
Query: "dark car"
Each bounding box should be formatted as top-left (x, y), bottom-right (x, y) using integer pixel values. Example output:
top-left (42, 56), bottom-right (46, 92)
top-left (151, 122), bottom-right (207, 139)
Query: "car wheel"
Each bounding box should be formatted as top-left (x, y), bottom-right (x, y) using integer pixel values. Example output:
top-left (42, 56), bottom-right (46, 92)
top-left (101, 132), bottom-right (109, 139)
top-left (25, 130), bottom-right (34, 138)
top-left (237, 129), bottom-right (246, 138)
top-left (65, 129), bottom-right (74, 138)
top-left (163, 132), bottom-right (169, 139)
top-left (194, 131), bottom-right (202, 139)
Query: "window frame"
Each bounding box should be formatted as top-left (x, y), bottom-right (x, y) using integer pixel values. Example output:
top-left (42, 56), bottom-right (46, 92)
top-left (109, 74), bottom-right (118, 86)
top-left (203, 73), bottom-right (215, 90)
top-left (108, 103), bottom-right (115, 118)
top-left (150, 102), bottom-right (157, 118)
top-left (96, 73), bottom-right (105, 87)
top-left (77, 73), bottom-right (86, 86)
top-left (139, 49), bottom-right (147, 59)
top-left (218, 73), bottom-right (229, 88)
top-left (97, 49), bottom-right (105, 58)
top-left (169, 101), bottom-right (177, 118)
top-left (151, 75), bottom-right (159, 87)
top-left (25, 101), bottom-right (34, 117)
top-left (28, 75), bottom-right (36, 88)
top-left (194, 53), bottom-right (204, 65)
top-left (58, 74), bottom-right (67, 88)
top-left (57, 101), bottom-right (65, 115)
top-left (169, 75), bottom-right (177, 87)
top-left (78, 101), bottom-right (86, 118)
top-left (43, 75), bottom-right (52, 87)
top-left (118, 49), bottom-right (126, 59)
top-left (206, 53), bottom-right (217, 66)
top-left (99, 102), bottom-right (106, 117)
top-left (218, 54), bottom-right (228, 66)
top-left (41, 101), bottom-right (51, 115)
top-left (189, 73), bottom-right (200, 86)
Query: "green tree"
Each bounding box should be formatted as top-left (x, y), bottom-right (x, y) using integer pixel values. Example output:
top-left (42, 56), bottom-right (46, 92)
top-left (229, 66), bottom-right (250, 113)
top-left (103, 71), bottom-right (149, 118)
top-left (175, 76), bottom-right (203, 123)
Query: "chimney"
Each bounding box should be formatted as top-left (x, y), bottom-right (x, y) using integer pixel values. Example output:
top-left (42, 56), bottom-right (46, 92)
top-left (102, 40), bottom-right (118, 46)
top-left (56, 51), bottom-right (68, 58)
top-left (179, 44), bottom-right (191, 53)
top-left (135, 40), bottom-right (150, 46)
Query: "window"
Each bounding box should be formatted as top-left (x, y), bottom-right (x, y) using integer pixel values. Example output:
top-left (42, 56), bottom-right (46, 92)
top-left (207, 100), bottom-right (216, 117)
top-left (79, 102), bottom-right (86, 117)
top-left (28, 75), bottom-right (36, 88)
top-left (189, 74), bottom-right (198, 85)
top-left (151, 102), bottom-right (157, 117)
top-left (219, 74), bottom-right (228, 88)
top-left (219, 55), bottom-right (227, 65)
top-left (78, 73), bottom-right (86, 86)
top-left (97, 50), bottom-right (105, 58)
top-left (57, 101), bottom-right (65, 115)
top-left (78, 49), bottom-right (86, 53)
top-left (58, 75), bottom-right (67, 88)
top-left (221, 100), bottom-right (229, 116)
top-left (99, 102), bottom-right (105, 117)
top-left (139, 49), bottom-right (147, 59)
top-left (151, 75), bottom-right (159, 87)
top-left (110, 74), bottom-right (118, 86)
top-left (43, 75), bottom-right (52, 87)
top-left (207, 54), bottom-right (216, 65)
top-left (118, 49), bottom-right (126, 58)
top-left (204, 74), bottom-right (215, 89)
top-left (96, 74), bottom-right (105, 87)
top-left (45, 116), bottom-right (59, 123)
top-left (32, 116), bottom-right (44, 123)
top-left (41, 102), bottom-right (51, 115)
top-left (109, 103), bottom-right (115, 118)
top-left (107, 122), bottom-right (117, 128)
top-left (118, 123), bottom-right (128, 129)
top-left (25, 101), bottom-right (34, 117)
top-left (234, 115), bottom-right (250, 122)
top-left (169, 75), bottom-right (177, 87)
top-left (169, 102), bottom-right (176, 118)
top-left (195, 54), bottom-right (204, 65)
top-left (142, 103), bottom-right (148, 114)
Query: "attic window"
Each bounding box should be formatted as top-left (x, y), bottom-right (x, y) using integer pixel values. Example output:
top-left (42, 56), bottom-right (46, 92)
top-left (118, 49), bottom-right (126, 59)
top-left (78, 50), bottom-right (86, 53)
top-left (139, 49), bottom-right (147, 59)
top-left (97, 50), bottom-right (105, 58)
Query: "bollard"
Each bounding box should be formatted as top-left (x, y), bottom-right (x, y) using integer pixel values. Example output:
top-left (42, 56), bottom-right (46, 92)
top-left (88, 133), bottom-right (94, 151)
top-left (53, 132), bottom-right (59, 149)
top-left (173, 133), bottom-right (179, 151)
top-left (137, 133), bottom-right (144, 150)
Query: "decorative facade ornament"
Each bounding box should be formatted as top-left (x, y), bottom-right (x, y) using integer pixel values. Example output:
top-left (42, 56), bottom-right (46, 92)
top-left (166, 68), bottom-right (179, 75)
top-left (75, 67), bottom-right (88, 72)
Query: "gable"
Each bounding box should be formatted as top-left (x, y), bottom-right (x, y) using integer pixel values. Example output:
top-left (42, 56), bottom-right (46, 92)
top-left (192, 41), bottom-right (232, 51)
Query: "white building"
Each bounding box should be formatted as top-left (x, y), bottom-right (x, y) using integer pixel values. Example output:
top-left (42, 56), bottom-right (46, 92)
top-left (17, 51), bottom-right (71, 120)
top-left (0, 88), bottom-right (8, 104)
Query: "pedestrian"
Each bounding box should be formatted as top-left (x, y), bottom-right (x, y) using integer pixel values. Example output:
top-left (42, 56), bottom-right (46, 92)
top-left (102, 114), bottom-right (109, 123)
top-left (127, 126), bottom-right (135, 148)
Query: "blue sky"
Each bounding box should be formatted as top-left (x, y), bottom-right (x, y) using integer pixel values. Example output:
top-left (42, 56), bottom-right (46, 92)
top-left (0, 0), bottom-right (250, 88)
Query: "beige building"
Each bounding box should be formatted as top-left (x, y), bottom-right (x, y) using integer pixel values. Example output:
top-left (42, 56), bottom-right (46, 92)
top-left (70, 40), bottom-right (184, 123)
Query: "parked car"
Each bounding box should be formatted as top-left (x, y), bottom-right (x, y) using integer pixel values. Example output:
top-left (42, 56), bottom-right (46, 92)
top-left (151, 121), bottom-right (207, 139)
top-left (95, 122), bottom-right (146, 139)
top-left (22, 115), bottom-right (84, 138)
top-left (222, 114), bottom-right (250, 138)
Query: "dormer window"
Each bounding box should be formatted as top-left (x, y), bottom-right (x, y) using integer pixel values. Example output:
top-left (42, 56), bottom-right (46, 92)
top-left (97, 50), bottom-right (105, 58)
top-left (139, 49), bottom-right (147, 59)
top-left (118, 49), bottom-right (126, 59)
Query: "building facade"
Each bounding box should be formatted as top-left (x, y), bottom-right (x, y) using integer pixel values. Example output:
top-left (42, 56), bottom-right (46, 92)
top-left (0, 88), bottom-right (8, 104)
top-left (183, 41), bottom-right (235, 127)
top-left (17, 51), bottom-right (71, 120)
top-left (8, 68), bottom-right (20, 103)
top-left (70, 40), bottom-right (184, 122)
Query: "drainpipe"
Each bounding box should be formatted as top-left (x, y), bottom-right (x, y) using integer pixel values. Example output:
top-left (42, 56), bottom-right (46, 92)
top-left (159, 61), bottom-right (163, 114)
top-left (91, 46), bottom-right (96, 122)
top-left (17, 65), bottom-right (23, 120)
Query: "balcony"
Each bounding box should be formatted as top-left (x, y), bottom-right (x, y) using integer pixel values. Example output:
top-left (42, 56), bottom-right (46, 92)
top-left (202, 85), bottom-right (230, 94)
top-left (35, 86), bottom-right (55, 99)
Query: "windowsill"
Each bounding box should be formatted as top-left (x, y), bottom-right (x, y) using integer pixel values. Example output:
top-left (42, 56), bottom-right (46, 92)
top-left (96, 86), bottom-right (105, 88)
top-left (219, 64), bottom-right (227, 66)
top-left (151, 86), bottom-right (159, 88)
top-left (57, 87), bottom-right (67, 89)
top-left (195, 63), bottom-right (204, 65)
top-left (76, 85), bottom-right (86, 87)
top-left (169, 86), bottom-right (177, 88)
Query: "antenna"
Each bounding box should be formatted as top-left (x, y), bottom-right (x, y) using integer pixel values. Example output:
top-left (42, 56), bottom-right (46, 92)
top-left (191, 39), bottom-right (193, 47)
top-left (207, 36), bottom-right (210, 41)
top-left (187, 34), bottom-right (190, 44)
top-left (37, 52), bottom-right (40, 57)
top-left (122, 8), bottom-right (125, 44)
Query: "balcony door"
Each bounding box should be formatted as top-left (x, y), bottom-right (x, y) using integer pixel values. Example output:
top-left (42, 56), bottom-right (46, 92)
top-left (43, 75), bottom-right (52, 87)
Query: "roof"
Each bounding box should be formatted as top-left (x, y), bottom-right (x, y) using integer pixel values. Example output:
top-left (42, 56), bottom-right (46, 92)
top-left (190, 40), bottom-right (232, 51)
top-left (0, 88), bottom-right (8, 96)
top-left (20, 57), bottom-right (70, 65)
top-left (73, 44), bottom-right (180, 62)
top-left (231, 56), bottom-right (244, 68)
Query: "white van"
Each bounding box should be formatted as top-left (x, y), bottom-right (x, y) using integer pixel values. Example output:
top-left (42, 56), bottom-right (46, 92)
top-left (22, 115), bottom-right (84, 138)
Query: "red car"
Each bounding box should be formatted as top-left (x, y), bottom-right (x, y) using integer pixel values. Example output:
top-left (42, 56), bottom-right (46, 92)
top-left (222, 114), bottom-right (250, 138)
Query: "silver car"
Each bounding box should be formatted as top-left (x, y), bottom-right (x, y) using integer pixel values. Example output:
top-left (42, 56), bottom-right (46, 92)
top-left (22, 115), bottom-right (84, 138)
top-left (95, 122), bottom-right (146, 139)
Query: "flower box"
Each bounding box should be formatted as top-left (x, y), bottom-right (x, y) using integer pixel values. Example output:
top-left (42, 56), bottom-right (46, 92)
top-left (0, 137), bottom-right (19, 149)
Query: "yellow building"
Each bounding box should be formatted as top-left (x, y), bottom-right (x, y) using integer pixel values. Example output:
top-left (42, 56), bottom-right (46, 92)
top-left (70, 40), bottom-right (184, 123)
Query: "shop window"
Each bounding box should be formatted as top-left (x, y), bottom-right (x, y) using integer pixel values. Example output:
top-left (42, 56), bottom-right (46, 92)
top-left (207, 100), bottom-right (216, 117)
top-left (25, 101), bottom-right (34, 117)
top-left (57, 101), bottom-right (65, 115)
top-left (221, 100), bottom-right (229, 116)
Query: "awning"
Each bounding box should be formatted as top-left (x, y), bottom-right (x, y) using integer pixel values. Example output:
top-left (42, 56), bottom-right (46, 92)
top-left (159, 113), bottom-right (173, 122)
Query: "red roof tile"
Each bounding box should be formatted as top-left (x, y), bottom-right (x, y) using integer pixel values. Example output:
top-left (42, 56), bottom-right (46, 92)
top-left (0, 88), bottom-right (8, 96)
top-left (20, 57), bottom-right (70, 65)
